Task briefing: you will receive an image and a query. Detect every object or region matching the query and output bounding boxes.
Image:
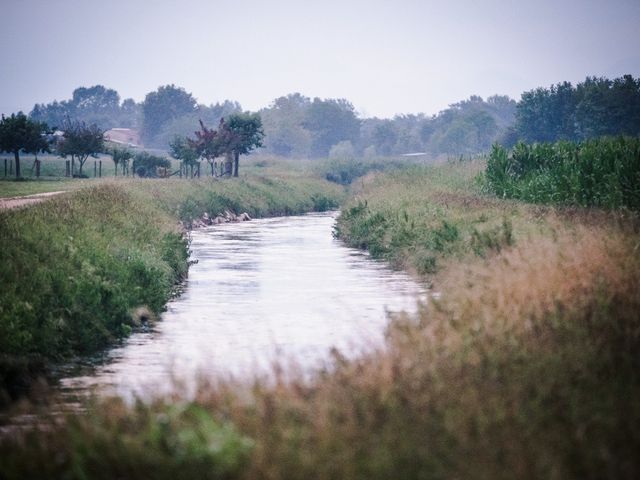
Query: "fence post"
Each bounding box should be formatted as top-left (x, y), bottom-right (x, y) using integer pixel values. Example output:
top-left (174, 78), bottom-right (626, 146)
top-left (36, 159), bottom-right (40, 178)
top-left (94, 161), bottom-right (97, 178)
top-left (99, 160), bottom-right (102, 178)
top-left (197, 163), bottom-right (200, 178)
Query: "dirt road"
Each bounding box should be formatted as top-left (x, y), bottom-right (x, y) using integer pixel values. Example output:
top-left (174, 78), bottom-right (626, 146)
top-left (0, 191), bottom-right (66, 210)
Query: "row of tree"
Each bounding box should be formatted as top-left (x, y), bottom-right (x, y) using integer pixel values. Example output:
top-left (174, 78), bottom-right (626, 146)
top-left (510, 75), bottom-right (640, 144)
top-left (26, 85), bottom-right (516, 156)
top-left (0, 113), bottom-right (106, 178)
top-left (29, 84), bottom-right (243, 149)
top-left (0, 109), bottom-right (264, 179)
top-left (169, 113), bottom-right (264, 177)
top-left (22, 74), bottom-right (640, 160)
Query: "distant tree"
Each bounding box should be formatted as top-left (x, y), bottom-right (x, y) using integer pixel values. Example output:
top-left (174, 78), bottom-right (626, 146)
top-left (514, 75), bottom-right (640, 143)
top-left (30, 85), bottom-right (122, 130)
top-left (0, 112), bottom-right (49, 178)
top-left (154, 100), bottom-right (243, 149)
top-left (170, 134), bottom-right (201, 176)
top-left (107, 146), bottom-right (133, 176)
top-left (224, 113), bottom-right (265, 177)
top-left (260, 93), bottom-right (312, 157)
top-left (304, 98), bottom-right (360, 157)
top-left (189, 119), bottom-right (223, 175)
top-left (57, 119), bottom-right (105, 176)
top-left (141, 85), bottom-right (197, 146)
top-left (373, 121), bottom-right (398, 156)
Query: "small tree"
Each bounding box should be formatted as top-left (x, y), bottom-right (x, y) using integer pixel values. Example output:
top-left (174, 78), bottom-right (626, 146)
top-left (189, 120), bottom-right (223, 175)
top-left (169, 135), bottom-right (200, 177)
top-left (58, 118), bottom-right (104, 176)
top-left (107, 146), bottom-right (133, 176)
top-left (224, 113), bottom-right (265, 177)
top-left (0, 112), bottom-right (49, 178)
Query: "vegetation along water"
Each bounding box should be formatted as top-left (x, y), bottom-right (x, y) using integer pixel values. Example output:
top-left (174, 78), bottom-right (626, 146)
top-left (1, 73), bottom-right (639, 479)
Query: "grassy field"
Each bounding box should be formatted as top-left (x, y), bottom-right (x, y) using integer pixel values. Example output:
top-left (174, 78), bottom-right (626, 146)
top-left (1, 157), bottom-right (639, 478)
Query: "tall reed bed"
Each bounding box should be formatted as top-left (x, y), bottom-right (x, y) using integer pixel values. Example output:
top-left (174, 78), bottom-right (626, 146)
top-left (486, 137), bottom-right (640, 209)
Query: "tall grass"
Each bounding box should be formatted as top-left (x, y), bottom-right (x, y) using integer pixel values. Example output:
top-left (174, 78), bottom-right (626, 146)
top-left (485, 137), bottom-right (640, 209)
top-left (335, 161), bottom-right (524, 274)
top-left (3, 222), bottom-right (638, 479)
top-left (0, 174), bottom-right (345, 403)
top-left (0, 184), bottom-right (189, 403)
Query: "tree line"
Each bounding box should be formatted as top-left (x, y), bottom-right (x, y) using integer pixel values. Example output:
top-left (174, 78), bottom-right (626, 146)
top-left (0, 109), bottom-right (263, 179)
top-left (14, 74), bottom-right (640, 163)
top-left (508, 75), bottom-right (640, 144)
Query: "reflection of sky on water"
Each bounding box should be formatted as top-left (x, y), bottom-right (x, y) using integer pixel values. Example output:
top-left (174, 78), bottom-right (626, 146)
top-left (59, 212), bottom-right (427, 401)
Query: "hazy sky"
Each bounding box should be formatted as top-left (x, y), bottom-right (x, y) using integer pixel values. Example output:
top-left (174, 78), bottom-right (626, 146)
top-left (1, 0), bottom-right (639, 118)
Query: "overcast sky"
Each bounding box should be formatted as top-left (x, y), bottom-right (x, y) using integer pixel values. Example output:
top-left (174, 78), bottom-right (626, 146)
top-left (1, 0), bottom-right (639, 118)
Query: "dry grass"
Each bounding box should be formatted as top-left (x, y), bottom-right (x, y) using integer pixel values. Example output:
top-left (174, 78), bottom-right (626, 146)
top-left (3, 212), bottom-right (638, 479)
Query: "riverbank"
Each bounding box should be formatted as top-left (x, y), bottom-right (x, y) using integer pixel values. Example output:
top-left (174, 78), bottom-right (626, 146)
top-left (2, 160), bottom-right (639, 478)
top-left (0, 174), bottom-right (345, 405)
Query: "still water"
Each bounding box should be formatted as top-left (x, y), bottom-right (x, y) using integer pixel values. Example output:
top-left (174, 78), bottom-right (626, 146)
top-left (58, 212), bottom-right (426, 401)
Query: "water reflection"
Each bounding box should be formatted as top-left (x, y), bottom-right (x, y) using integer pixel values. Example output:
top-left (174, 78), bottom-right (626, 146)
top-left (59, 212), bottom-right (427, 400)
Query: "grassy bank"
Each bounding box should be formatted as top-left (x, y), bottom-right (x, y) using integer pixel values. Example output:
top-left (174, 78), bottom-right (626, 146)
top-left (335, 160), bottom-right (528, 275)
top-left (2, 160), bottom-right (639, 478)
top-left (0, 173), bottom-right (344, 404)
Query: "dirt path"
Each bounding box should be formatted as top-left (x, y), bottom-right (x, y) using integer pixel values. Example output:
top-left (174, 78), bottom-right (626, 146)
top-left (0, 191), bottom-right (66, 210)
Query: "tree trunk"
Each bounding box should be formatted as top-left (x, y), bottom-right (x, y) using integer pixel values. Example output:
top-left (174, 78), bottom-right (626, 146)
top-left (14, 151), bottom-right (20, 179)
top-left (224, 151), bottom-right (233, 176)
top-left (114, 162), bottom-right (118, 176)
top-left (233, 151), bottom-right (239, 177)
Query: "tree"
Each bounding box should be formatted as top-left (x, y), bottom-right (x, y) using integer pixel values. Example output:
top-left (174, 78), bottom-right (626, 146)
top-left (260, 93), bottom-right (312, 157)
top-left (514, 76), bottom-right (640, 143)
top-left (57, 119), bottom-right (105, 176)
top-left (304, 98), bottom-right (360, 157)
top-left (141, 85), bottom-right (197, 146)
top-left (169, 135), bottom-right (200, 176)
top-left (189, 119), bottom-right (223, 175)
top-left (224, 113), bottom-right (265, 177)
top-left (107, 146), bottom-right (133, 176)
top-left (30, 85), bottom-right (123, 130)
top-left (0, 112), bottom-right (49, 178)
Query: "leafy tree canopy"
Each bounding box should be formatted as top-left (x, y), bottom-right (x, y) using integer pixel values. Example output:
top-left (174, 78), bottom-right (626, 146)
top-left (141, 85), bottom-right (197, 146)
top-left (0, 112), bottom-right (49, 178)
top-left (57, 118), bottom-right (105, 175)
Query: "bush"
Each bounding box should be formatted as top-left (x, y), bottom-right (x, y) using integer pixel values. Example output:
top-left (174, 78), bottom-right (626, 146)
top-left (133, 152), bottom-right (171, 178)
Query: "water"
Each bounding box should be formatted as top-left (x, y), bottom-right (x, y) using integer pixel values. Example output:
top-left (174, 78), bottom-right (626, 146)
top-left (57, 212), bottom-right (427, 401)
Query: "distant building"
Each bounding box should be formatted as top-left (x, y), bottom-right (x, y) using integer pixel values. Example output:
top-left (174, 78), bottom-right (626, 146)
top-left (104, 128), bottom-right (140, 148)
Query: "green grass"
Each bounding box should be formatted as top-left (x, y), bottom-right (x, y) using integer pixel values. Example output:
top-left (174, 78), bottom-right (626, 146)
top-left (0, 178), bottom-right (82, 198)
top-left (334, 160), bottom-right (533, 275)
top-left (0, 171), bottom-right (345, 404)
